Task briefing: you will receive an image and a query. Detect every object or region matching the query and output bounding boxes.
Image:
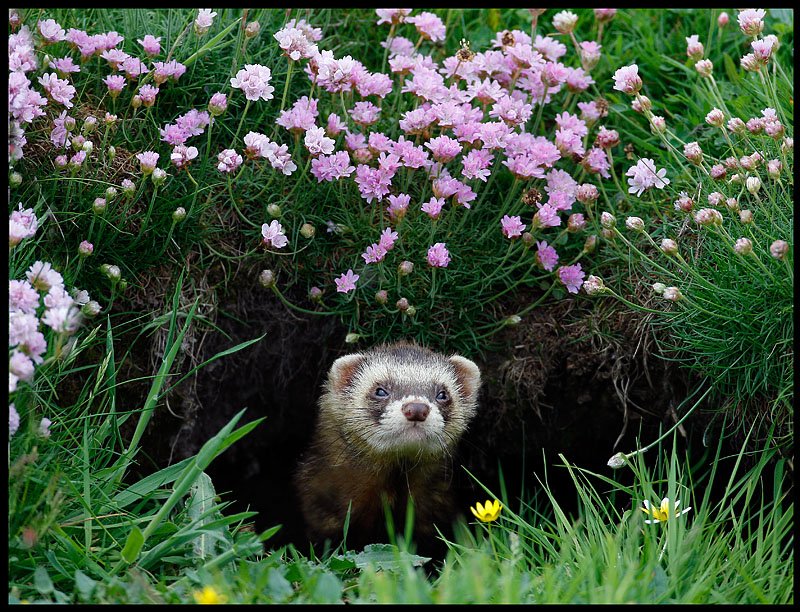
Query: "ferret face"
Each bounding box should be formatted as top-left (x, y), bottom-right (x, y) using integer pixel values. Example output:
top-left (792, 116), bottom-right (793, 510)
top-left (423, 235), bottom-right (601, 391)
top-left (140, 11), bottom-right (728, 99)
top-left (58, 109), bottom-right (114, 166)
top-left (321, 344), bottom-right (481, 460)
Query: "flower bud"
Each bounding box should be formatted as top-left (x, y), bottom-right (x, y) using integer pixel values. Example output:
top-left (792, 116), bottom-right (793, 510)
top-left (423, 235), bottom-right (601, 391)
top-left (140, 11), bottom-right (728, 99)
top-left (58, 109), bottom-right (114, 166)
top-left (631, 95), bottom-right (651, 113)
top-left (64, 116), bottom-right (77, 131)
top-left (259, 269), bottom-right (276, 288)
top-left (172, 207), bottom-right (187, 223)
top-left (309, 286), bottom-right (323, 302)
top-left (55, 155), bottom-right (68, 168)
top-left (710, 164), bottom-right (726, 180)
top-left (708, 192), bottom-right (725, 207)
top-left (674, 193), bottom-right (694, 213)
top-left (398, 260), bottom-right (414, 276)
top-left (727, 117), bottom-right (746, 134)
top-left (552, 10), bottom-right (578, 34)
top-left (650, 116), bottom-right (666, 133)
top-left (82, 115), bottom-right (98, 134)
top-left (583, 234), bottom-right (598, 253)
top-left (345, 332), bottom-right (360, 344)
top-left (375, 289), bottom-right (388, 305)
top-left (245, 20), bottom-right (260, 38)
top-left (151, 167), bottom-right (167, 186)
top-left (733, 237), bottom-right (752, 255)
top-left (267, 203), bottom-right (281, 218)
top-left (131, 95), bottom-right (142, 109)
top-left (9, 171), bottom-right (22, 187)
top-left (601, 228), bottom-right (614, 240)
top-left (208, 92), bottom-right (228, 117)
top-left (600, 211), bottom-right (616, 229)
top-left (662, 286), bottom-right (683, 301)
top-left (770, 240), bottom-right (789, 260)
top-left (745, 176), bottom-right (761, 195)
top-left (105, 113), bottom-right (117, 126)
top-left (660, 238), bottom-right (678, 255)
top-left (82, 300), bottom-right (102, 317)
top-left (683, 141), bottom-right (703, 165)
top-left (107, 145), bottom-right (116, 162)
top-left (705, 108), bottom-right (724, 127)
top-left (607, 452), bottom-right (628, 469)
top-left (781, 137), bottom-right (793, 153)
top-left (521, 232), bottom-right (534, 247)
top-left (567, 213), bottom-right (586, 232)
top-left (725, 197), bottom-right (739, 212)
top-left (405, 305), bottom-right (417, 317)
top-left (104, 264), bottom-right (121, 282)
top-left (121, 179), bottom-right (136, 197)
top-left (652, 282), bottom-right (666, 294)
top-left (93, 197), bottom-right (107, 215)
top-left (695, 59), bottom-right (713, 77)
top-left (78, 240), bottom-right (94, 256)
top-left (625, 216), bottom-right (645, 232)
top-left (739, 209), bottom-right (753, 224)
top-left (694, 208), bottom-right (723, 226)
top-left (582, 275), bottom-right (606, 295)
top-left (576, 183), bottom-right (599, 203)
top-left (299, 223), bottom-right (315, 238)
top-left (396, 297), bottom-right (409, 311)
top-left (505, 315), bottom-right (522, 326)
top-left (82, 140), bottom-right (94, 154)
top-left (767, 159), bottom-right (781, 179)
top-left (718, 12), bottom-right (729, 27)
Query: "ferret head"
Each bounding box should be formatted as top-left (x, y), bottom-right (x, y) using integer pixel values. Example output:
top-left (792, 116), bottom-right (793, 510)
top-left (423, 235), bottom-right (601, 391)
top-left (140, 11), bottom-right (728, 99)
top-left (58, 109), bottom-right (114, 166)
top-left (320, 342), bottom-right (481, 461)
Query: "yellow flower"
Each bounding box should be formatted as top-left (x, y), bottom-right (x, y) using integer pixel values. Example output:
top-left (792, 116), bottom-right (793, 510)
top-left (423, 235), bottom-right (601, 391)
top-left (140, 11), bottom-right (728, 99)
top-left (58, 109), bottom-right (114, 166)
top-left (641, 497), bottom-right (691, 524)
top-left (470, 499), bottom-right (503, 522)
top-left (193, 586), bottom-right (227, 604)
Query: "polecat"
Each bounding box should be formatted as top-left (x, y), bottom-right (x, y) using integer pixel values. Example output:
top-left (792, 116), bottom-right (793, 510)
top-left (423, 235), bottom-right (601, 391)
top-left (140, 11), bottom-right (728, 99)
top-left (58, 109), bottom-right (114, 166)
top-left (295, 341), bottom-right (481, 555)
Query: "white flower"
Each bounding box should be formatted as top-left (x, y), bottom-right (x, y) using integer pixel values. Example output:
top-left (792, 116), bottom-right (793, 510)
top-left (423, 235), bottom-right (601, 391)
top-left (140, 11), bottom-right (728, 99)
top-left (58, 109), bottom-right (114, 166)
top-left (642, 497), bottom-right (691, 523)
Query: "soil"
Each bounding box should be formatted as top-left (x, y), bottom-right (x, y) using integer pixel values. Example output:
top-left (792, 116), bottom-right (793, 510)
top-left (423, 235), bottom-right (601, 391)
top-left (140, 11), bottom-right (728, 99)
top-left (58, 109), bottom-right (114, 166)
top-left (115, 270), bottom-right (710, 554)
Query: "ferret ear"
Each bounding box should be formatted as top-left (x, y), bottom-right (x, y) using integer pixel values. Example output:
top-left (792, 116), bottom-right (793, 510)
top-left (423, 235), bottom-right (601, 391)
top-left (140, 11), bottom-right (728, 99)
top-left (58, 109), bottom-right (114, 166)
top-left (328, 353), bottom-right (365, 394)
top-left (449, 355), bottom-right (481, 402)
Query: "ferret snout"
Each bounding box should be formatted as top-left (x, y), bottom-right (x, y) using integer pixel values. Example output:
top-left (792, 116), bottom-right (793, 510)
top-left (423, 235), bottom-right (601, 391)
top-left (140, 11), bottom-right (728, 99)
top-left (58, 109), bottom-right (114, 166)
top-left (402, 401), bottom-right (430, 422)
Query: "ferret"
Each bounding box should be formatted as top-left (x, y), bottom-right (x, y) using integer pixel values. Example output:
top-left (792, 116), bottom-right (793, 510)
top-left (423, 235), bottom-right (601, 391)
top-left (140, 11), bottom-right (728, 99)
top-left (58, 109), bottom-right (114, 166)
top-left (295, 341), bottom-right (481, 555)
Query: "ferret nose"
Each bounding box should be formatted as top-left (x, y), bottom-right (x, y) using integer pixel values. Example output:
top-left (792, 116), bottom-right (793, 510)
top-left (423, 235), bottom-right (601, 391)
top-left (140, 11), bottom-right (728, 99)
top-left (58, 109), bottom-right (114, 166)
top-left (402, 402), bottom-right (430, 422)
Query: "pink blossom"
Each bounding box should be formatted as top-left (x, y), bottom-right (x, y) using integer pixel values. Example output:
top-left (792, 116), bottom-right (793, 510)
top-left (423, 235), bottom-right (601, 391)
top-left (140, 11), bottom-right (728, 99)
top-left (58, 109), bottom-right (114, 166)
top-left (399, 107), bottom-right (435, 134)
top-left (737, 8), bottom-right (765, 36)
top-left (357, 72), bottom-right (394, 98)
top-left (557, 263), bottom-right (585, 294)
top-left (217, 149), bottom-right (243, 173)
top-left (10, 351), bottom-right (35, 381)
top-left (425, 135), bottom-right (462, 163)
top-left (209, 92), bottom-right (228, 115)
top-left (170, 145), bottom-right (198, 169)
top-left (304, 126), bottom-right (336, 156)
top-left (577, 101), bottom-right (603, 125)
top-left (533, 203), bottom-right (561, 229)
top-left (100, 48), bottom-right (129, 70)
top-left (376, 9), bottom-right (413, 25)
top-left (39, 73), bottom-right (76, 108)
top-left (626, 158), bottom-right (670, 196)
top-left (49, 56), bottom-right (80, 76)
top-left (379, 227), bottom-right (399, 251)
top-left (350, 101), bottom-right (381, 126)
top-left (261, 220), bottom-right (289, 248)
top-left (354, 165), bottom-right (392, 203)
top-left (230, 64), bottom-right (275, 101)
top-left (685, 34), bottom-right (704, 60)
top-left (612, 64), bottom-right (642, 94)
top-left (243, 131), bottom-right (270, 158)
top-left (426, 242), bottom-right (451, 267)
top-left (381, 35), bottom-right (416, 58)
top-left (26, 261), bottom-right (64, 292)
top-left (407, 11), bottom-right (446, 42)
top-left (334, 269), bottom-right (360, 293)
top-left (534, 34), bottom-right (567, 61)
top-left (579, 41), bottom-right (602, 70)
top-left (401, 66), bottom-right (447, 102)
top-left (489, 94), bottom-right (532, 126)
top-left (121, 56), bottom-right (149, 79)
top-left (564, 67), bottom-right (594, 92)
top-left (138, 34), bottom-right (161, 56)
top-left (9, 280), bottom-right (40, 314)
top-left (461, 149), bottom-right (493, 182)
top-left (501, 215), bottom-right (526, 238)
top-left (326, 113), bottom-right (347, 136)
top-left (152, 59), bottom-right (186, 83)
top-left (362, 243), bottom-right (388, 264)
top-left (535, 241), bottom-right (559, 271)
top-left (285, 18), bottom-right (322, 42)
top-left (421, 197), bottom-right (445, 219)
top-left (582, 147), bottom-right (611, 178)
top-left (262, 142), bottom-right (297, 175)
top-left (368, 132), bottom-right (394, 154)
top-left (103, 74), bottom-right (126, 97)
top-left (38, 19), bottom-right (66, 43)
top-left (311, 151), bottom-right (355, 182)
top-left (277, 96), bottom-right (318, 133)
top-left (274, 26), bottom-right (318, 61)
top-left (386, 193), bottom-right (411, 221)
top-left (136, 151), bottom-right (159, 174)
top-left (195, 9), bottom-right (217, 35)
top-left (138, 84), bottom-right (159, 107)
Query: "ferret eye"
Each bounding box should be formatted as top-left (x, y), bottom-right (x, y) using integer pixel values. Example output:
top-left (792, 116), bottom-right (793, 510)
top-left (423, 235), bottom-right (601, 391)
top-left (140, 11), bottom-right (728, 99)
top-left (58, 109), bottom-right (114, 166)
top-left (436, 389), bottom-right (449, 402)
top-left (374, 387), bottom-right (389, 398)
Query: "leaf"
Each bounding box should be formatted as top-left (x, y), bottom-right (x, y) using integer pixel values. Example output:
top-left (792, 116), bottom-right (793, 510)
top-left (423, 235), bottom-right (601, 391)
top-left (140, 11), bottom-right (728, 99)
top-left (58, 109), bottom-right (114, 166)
top-left (341, 543), bottom-right (431, 571)
top-left (121, 525), bottom-right (145, 564)
top-left (266, 567), bottom-right (294, 603)
top-left (74, 570), bottom-right (97, 602)
top-left (311, 571), bottom-right (343, 603)
top-left (187, 472), bottom-right (220, 560)
top-left (648, 564), bottom-right (669, 602)
top-left (259, 524), bottom-right (282, 543)
top-left (33, 566), bottom-right (55, 595)
top-left (723, 54), bottom-right (740, 84)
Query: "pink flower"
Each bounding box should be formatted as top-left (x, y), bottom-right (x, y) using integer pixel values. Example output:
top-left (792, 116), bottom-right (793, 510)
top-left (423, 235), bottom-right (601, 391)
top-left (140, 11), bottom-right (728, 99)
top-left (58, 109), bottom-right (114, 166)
top-left (230, 64), bottom-right (275, 101)
top-left (386, 193), bottom-right (411, 221)
top-left (10, 350), bottom-right (35, 381)
top-left (501, 215), bottom-right (526, 238)
top-left (304, 126), bottom-right (336, 156)
top-left (9, 280), bottom-right (40, 313)
top-left (564, 67), bottom-right (594, 92)
top-left (38, 19), bottom-right (66, 43)
top-left (737, 8), bottom-right (765, 36)
top-left (533, 203), bottom-right (561, 229)
top-left (350, 101), bottom-right (381, 126)
top-left (103, 74), bottom-right (126, 97)
top-left (209, 92), bottom-right (228, 116)
top-left (334, 269), bottom-right (360, 293)
top-left (217, 149), bottom-right (243, 173)
top-left (379, 227), bottom-right (399, 251)
top-left (582, 147), bottom-right (611, 178)
top-left (626, 158), bottom-right (670, 196)
top-left (362, 243), bottom-right (388, 264)
top-left (262, 142), bottom-right (297, 175)
top-left (138, 34), bottom-right (161, 56)
top-left (277, 96), bottom-right (318, 133)
top-left (425, 135), bottom-right (462, 163)
top-left (311, 151), bottom-right (355, 182)
top-left (407, 11), bottom-right (446, 42)
top-left (422, 196), bottom-right (445, 219)
top-left (461, 149), bottom-right (493, 182)
top-left (557, 264), bottom-right (585, 294)
top-left (326, 113), bottom-right (347, 136)
top-left (261, 220), bottom-right (289, 249)
top-left (274, 26), bottom-right (318, 61)
top-left (136, 151), bottom-right (159, 174)
top-left (195, 9), bottom-right (217, 35)
top-left (489, 94), bottom-right (533, 126)
top-left (39, 73), bottom-right (76, 108)
top-left (612, 64), bottom-right (642, 94)
top-left (579, 40), bottom-right (602, 70)
top-left (685, 34), bottom-right (704, 60)
top-left (100, 48), bottom-right (129, 70)
top-left (535, 241), bottom-right (559, 271)
top-left (354, 165), bottom-right (392, 203)
top-left (426, 242), bottom-right (451, 267)
top-left (121, 56), bottom-right (149, 79)
top-left (285, 18), bottom-right (323, 42)
top-left (138, 84), bottom-right (159, 107)
top-left (26, 261), bottom-right (64, 292)
top-left (49, 56), bottom-right (80, 76)
top-left (152, 59), bottom-right (186, 83)
top-left (170, 145), bottom-right (198, 169)
top-left (376, 9), bottom-right (412, 25)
